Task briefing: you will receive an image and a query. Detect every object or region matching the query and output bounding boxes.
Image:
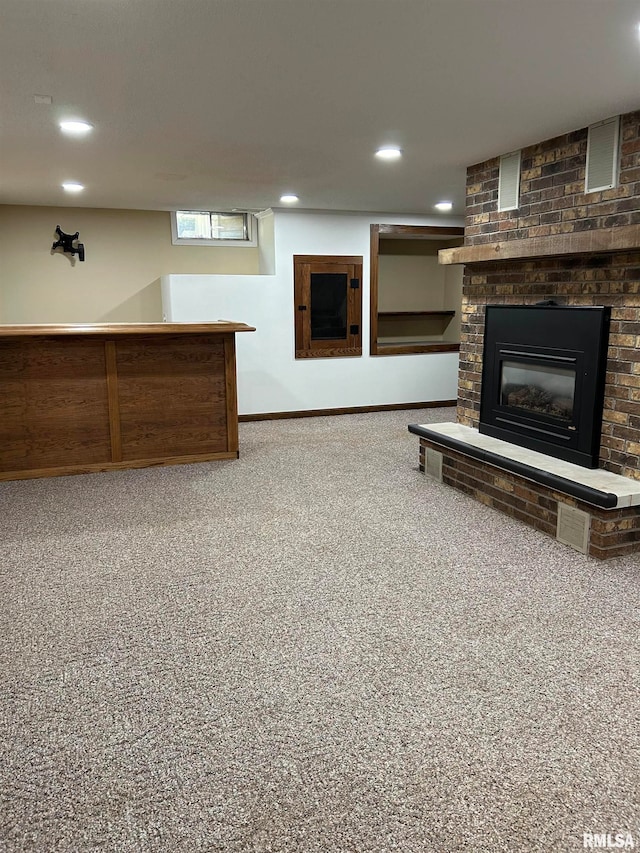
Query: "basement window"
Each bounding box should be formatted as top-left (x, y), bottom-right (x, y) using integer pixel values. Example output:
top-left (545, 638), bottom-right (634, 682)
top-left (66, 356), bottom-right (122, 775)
top-left (171, 210), bottom-right (257, 247)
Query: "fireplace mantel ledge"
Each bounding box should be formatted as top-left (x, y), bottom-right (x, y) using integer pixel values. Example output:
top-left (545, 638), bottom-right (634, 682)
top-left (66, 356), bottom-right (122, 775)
top-left (408, 422), bottom-right (640, 510)
top-left (438, 224), bottom-right (640, 266)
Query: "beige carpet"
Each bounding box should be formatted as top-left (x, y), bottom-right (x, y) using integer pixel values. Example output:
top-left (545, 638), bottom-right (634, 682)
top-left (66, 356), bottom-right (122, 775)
top-left (1, 408), bottom-right (639, 852)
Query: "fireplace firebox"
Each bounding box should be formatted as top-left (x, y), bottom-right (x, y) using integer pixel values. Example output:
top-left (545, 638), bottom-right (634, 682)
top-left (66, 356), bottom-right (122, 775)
top-left (479, 304), bottom-right (611, 468)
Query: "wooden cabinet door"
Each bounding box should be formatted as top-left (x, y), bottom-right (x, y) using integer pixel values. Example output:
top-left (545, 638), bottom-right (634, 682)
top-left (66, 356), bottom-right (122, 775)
top-left (294, 255), bottom-right (362, 358)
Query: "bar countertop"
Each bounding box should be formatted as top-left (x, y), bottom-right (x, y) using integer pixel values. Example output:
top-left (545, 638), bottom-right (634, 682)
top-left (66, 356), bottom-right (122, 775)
top-left (0, 321), bottom-right (256, 337)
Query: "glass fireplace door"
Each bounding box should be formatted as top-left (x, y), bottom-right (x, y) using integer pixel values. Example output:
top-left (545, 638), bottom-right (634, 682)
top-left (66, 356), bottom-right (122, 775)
top-left (500, 360), bottom-right (576, 424)
top-left (479, 304), bottom-right (610, 468)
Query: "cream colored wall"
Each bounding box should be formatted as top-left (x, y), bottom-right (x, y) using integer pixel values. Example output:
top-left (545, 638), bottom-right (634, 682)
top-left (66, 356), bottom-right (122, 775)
top-left (377, 254), bottom-right (445, 311)
top-left (0, 206), bottom-right (259, 323)
top-left (376, 240), bottom-right (464, 344)
top-left (442, 265), bottom-right (464, 343)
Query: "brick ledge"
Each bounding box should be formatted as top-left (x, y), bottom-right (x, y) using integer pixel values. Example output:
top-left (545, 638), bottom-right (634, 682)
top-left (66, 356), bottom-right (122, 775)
top-left (438, 224), bottom-right (640, 266)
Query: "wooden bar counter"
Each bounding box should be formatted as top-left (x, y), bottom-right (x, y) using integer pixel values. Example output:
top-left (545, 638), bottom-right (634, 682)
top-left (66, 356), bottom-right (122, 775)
top-left (0, 321), bottom-right (255, 481)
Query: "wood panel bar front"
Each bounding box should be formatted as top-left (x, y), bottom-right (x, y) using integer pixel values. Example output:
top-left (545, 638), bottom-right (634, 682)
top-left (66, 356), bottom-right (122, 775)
top-left (0, 322), bottom-right (255, 481)
top-left (104, 339), bottom-right (123, 463)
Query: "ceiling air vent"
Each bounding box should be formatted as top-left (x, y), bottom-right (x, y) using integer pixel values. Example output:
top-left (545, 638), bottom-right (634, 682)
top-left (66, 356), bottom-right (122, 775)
top-left (585, 116), bottom-right (620, 193)
top-left (498, 151), bottom-right (521, 211)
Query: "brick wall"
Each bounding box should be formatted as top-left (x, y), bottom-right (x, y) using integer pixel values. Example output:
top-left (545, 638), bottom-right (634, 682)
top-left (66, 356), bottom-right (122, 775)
top-left (418, 438), bottom-right (640, 559)
top-left (457, 109), bottom-right (640, 481)
top-left (465, 111), bottom-right (640, 245)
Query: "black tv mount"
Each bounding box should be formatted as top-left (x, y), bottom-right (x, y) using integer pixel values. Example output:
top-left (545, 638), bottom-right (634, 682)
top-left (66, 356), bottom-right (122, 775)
top-left (52, 226), bottom-right (85, 262)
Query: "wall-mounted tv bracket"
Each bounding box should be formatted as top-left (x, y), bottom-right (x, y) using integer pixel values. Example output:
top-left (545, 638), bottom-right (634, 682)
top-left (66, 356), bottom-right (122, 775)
top-left (52, 226), bottom-right (85, 261)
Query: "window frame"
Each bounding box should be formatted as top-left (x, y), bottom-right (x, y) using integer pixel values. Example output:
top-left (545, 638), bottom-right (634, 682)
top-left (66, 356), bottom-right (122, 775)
top-left (170, 210), bottom-right (258, 247)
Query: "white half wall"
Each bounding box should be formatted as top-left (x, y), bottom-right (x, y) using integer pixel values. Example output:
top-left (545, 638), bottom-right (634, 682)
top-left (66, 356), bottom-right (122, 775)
top-left (162, 210), bottom-right (463, 415)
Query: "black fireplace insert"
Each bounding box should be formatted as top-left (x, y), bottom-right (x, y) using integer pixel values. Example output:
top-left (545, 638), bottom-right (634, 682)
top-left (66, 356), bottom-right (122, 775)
top-left (479, 304), bottom-right (611, 468)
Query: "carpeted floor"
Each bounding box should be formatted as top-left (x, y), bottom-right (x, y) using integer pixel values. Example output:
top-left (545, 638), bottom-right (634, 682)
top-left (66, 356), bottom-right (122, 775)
top-left (1, 407), bottom-right (639, 852)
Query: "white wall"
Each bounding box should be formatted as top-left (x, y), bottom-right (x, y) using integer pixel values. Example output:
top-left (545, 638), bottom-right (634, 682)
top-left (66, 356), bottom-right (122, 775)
top-left (163, 210), bottom-right (464, 415)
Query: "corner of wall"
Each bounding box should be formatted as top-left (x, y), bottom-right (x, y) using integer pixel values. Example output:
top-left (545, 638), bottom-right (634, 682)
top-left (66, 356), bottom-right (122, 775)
top-left (160, 275), bottom-right (173, 321)
top-left (257, 209), bottom-right (276, 275)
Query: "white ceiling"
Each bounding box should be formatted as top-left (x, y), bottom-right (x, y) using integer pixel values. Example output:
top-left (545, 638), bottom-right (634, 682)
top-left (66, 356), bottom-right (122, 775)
top-left (2, 0), bottom-right (640, 216)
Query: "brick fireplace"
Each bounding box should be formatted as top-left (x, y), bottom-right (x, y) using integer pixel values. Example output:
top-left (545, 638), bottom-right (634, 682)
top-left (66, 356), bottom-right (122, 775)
top-left (411, 109), bottom-right (640, 559)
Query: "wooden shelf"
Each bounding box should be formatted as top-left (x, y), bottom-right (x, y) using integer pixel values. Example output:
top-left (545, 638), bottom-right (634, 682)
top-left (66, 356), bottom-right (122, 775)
top-left (375, 310), bottom-right (457, 355)
top-left (438, 224), bottom-right (640, 266)
top-left (378, 310), bottom-right (455, 318)
top-left (375, 342), bottom-right (460, 355)
top-left (377, 311), bottom-right (455, 337)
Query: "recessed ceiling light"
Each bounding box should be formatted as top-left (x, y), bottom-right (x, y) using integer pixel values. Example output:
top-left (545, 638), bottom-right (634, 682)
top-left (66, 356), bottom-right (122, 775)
top-left (59, 120), bottom-right (93, 136)
top-left (375, 146), bottom-right (402, 160)
top-left (435, 201), bottom-right (453, 211)
top-left (62, 182), bottom-right (84, 193)
top-left (280, 194), bottom-right (299, 203)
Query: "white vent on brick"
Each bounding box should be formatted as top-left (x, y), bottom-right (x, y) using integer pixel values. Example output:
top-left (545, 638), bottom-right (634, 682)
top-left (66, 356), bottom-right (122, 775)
top-left (498, 151), bottom-right (521, 211)
top-left (585, 116), bottom-right (620, 192)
